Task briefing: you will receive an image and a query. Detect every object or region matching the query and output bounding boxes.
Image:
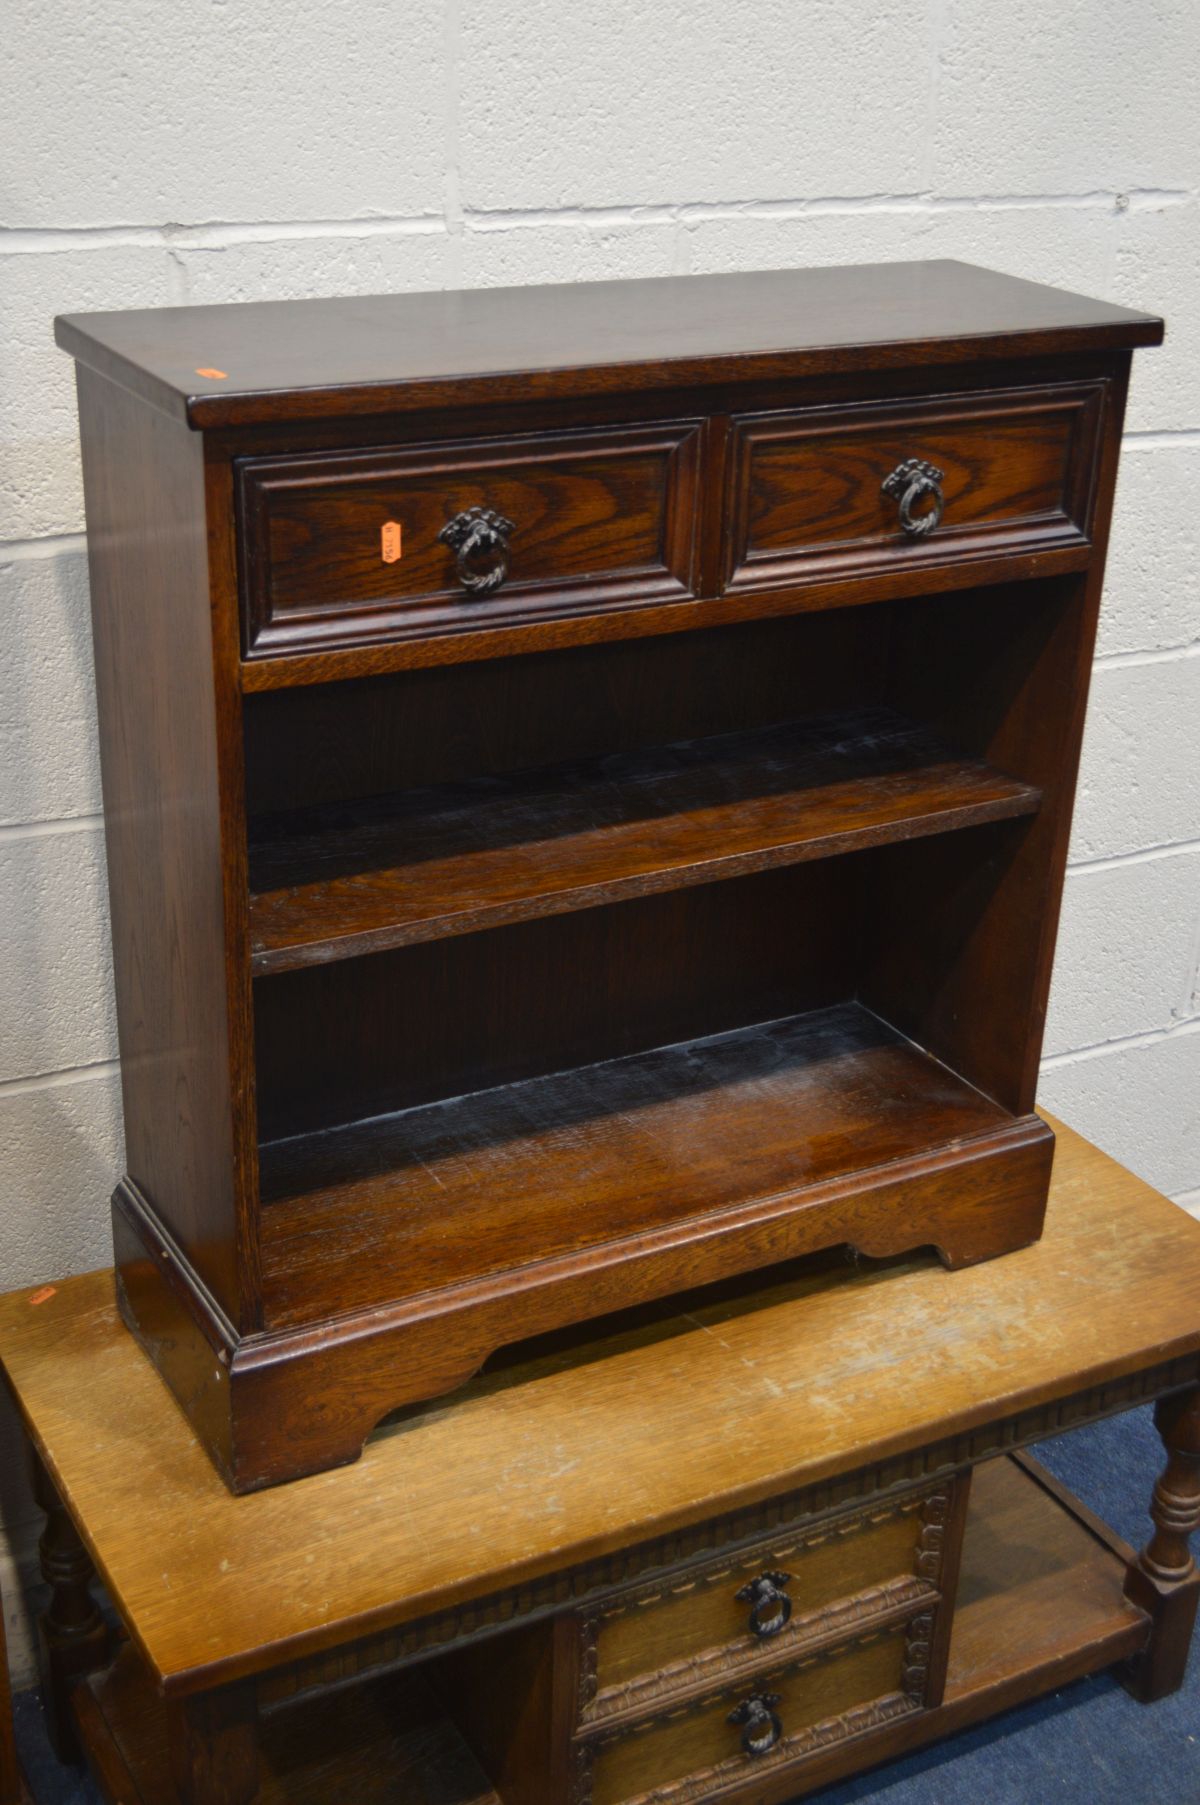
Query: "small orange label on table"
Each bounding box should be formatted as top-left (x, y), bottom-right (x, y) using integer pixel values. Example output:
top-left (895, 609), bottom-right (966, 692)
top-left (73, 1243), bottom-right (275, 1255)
top-left (195, 367), bottom-right (228, 380)
top-left (29, 1286), bottom-right (57, 1306)
top-left (381, 521), bottom-right (402, 563)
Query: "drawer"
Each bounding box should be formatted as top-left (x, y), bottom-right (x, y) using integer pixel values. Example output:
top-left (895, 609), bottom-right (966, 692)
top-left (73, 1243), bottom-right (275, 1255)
top-left (237, 421), bottom-right (703, 658)
top-left (723, 380), bottom-right (1105, 596)
top-left (580, 1486), bottom-right (949, 1723)
top-left (575, 1614), bottom-right (930, 1805)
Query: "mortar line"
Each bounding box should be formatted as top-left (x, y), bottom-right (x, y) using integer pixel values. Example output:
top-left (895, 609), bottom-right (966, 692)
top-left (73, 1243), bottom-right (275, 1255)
top-left (0, 187), bottom-right (1189, 252)
top-left (441, 0), bottom-right (465, 286)
top-left (920, 0), bottom-right (953, 194)
top-left (1122, 430), bottom-right (1200, 448)
top-left (1066, 837), bottom-right (1200, 876)
top-left (1093, 642), bottom-right (1200, 670)
top-left (1041, 1014), bottom-right (1200, 1072)
top-left (1178, 878), bottom-right (1200, 1024)
top-left (0, 532), bottom-right (88, 561)
top-left (0, 1058), bottom-right (120, 1098)
top-left (0, 815), bottom-right (103, 842)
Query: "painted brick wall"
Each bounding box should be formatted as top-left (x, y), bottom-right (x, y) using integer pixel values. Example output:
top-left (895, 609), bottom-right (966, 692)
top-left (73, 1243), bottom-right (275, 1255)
top-left (2, 1), bottom-right (1198, 1684)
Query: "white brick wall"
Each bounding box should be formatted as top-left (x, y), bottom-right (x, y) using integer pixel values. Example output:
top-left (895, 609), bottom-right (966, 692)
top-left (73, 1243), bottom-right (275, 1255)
top-left (1, 0), bottom-right (1198, 1687)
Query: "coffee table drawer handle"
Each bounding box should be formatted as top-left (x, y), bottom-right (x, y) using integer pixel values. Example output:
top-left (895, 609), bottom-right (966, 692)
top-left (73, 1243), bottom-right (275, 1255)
top-left (735, 1569), bottom-right (793, 1638)
top-left (728, 1691), bottom-right (783, 1757)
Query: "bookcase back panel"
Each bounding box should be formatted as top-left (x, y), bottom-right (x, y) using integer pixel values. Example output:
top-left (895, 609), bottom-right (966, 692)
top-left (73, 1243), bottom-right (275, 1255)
top-left (253, 861), bottom-right (861, 1145)
top-left (242, 610), bottom-right (891, 819)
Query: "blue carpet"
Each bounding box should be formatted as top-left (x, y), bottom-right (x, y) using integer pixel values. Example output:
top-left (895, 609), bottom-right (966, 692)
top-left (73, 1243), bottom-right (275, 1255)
top-left (13, 1408), bottom-right (1199, 1801)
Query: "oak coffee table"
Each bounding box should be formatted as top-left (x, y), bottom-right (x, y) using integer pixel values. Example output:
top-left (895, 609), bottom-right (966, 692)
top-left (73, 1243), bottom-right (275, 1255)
top-left (1, 1118), bottom-right (1197, 1804)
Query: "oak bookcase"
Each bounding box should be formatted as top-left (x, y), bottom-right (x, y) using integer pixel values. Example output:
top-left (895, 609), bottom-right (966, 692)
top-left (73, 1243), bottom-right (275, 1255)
top-left (56, 260), bottom-right (1161, 1490)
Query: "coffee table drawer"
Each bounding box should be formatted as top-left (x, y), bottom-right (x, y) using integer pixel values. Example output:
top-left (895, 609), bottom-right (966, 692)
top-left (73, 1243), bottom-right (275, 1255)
top-left (582, 1487), bottom-right (948, 1720)
top-left (237, 421), bottom-right (703, 659)
top-left (576, 1616), bottom-right (927, 1805)
top-left (723, 379), bottom-right (1105, 596)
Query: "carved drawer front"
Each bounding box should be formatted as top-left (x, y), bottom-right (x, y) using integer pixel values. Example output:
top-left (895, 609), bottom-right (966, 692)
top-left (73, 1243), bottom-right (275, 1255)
top-left (575, 1612), bottom-right (933, 1805)
top-left (237, 421), bottom-right (703, 659)
top-left (723, 379), bottom-right (1105, 597)
top-left (579, 1486), bottom-right (948, 1725)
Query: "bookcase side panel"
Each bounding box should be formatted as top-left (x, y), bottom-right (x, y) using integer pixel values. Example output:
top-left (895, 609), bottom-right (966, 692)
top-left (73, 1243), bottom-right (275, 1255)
top-left (76, 367), bottom-right (257, 1329)
top-left (864, 354), bottom-right (1132, 1116)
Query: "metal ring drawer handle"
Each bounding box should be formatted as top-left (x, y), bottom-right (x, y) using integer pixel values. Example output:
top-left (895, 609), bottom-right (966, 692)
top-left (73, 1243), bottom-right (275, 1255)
top-left (728, 1691), bottom-right (783, 1758)
top-left (735, 1570), bottom-right (793, 1638)
top-left (882, 458), bottom-right (945, 538)
top-left (438, 507), bottom-right (516, 596)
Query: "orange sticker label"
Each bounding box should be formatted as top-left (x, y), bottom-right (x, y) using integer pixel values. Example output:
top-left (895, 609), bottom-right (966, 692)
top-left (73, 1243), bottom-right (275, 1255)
top-left (29, 1286), bottom-right (57, 1306)
top-left (381, 521), bottom-right (402, 564)
top-left (195, 367), bottom-right (228, 380)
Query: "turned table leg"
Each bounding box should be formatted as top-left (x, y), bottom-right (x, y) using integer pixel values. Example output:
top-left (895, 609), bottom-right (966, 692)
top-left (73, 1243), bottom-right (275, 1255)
top-left (31, 1456), bottom-right (110, 1762)
top-left (1, 1568), bottom-right (27, 1805)
top-left (1122, 1388), bottom-right (1200, 1702)
top-left (167, 1682), bottom-right (259, 1805)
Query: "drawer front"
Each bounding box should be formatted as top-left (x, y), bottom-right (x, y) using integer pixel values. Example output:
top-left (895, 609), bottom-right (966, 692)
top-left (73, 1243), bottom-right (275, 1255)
top-left (723, 380), bottom-right (1105, 595)
top-left (577, 1617), bottom-right (928, 1805)
top-left (237, 422), bottom-right (703, 658)
top-left (582, 1487), bottom-right (947, 1722)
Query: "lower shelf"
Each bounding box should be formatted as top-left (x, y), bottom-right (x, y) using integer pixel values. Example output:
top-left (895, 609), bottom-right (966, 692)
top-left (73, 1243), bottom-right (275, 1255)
top-left (258, 1001), bottom-right (1021, 1328)
top-left (947, 1455), bottom-right (1148, 1705)
top-left (770, 1452), bottom-right (1151, 1802)
top-left (74, 1659), bottom-right (500, 1805)
top-left (69, 1456), bottom-right (1151, 1805)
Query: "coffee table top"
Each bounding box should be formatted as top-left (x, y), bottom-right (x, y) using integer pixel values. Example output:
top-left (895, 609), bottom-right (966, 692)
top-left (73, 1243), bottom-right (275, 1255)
top-left (2, 1116), bottom-right (1198, 1698)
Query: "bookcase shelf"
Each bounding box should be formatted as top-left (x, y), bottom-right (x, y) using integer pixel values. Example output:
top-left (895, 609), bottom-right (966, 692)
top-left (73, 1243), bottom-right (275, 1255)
top-left (258, 1001), bottom-right (1012, 1330)
top-left (247, 708), bottom-right (1041, 975)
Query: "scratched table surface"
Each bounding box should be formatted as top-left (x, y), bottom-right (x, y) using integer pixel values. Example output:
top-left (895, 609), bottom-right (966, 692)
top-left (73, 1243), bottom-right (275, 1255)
top-left (2, 1116), bottom-right (1198, 1701)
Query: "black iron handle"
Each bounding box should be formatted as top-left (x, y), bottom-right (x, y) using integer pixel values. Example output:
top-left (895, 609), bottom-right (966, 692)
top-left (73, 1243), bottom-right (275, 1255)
top-left (728, 1691), bottom-right (783, 1758)
top-left (735, 1570), bottom-right (793, 1638)
top-left (882, 458), bottom-right (945, 538)
top-left (438, 506), bottom-right (516, 596)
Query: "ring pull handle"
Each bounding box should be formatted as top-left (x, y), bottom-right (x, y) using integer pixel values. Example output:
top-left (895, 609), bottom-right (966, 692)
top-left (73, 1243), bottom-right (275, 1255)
top-left (735, 1570), bottom-right (793, 1638)
top-left (728, 1691), bottom-right (783, 1758)
top-left (882, 458), bottom-right (945, 538)
top-left (438, 506), bottom-right (516, 596)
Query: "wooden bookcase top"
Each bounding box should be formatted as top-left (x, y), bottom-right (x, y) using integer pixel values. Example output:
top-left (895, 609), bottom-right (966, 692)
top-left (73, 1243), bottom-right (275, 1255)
top-left (54, 260), bottom-right (1162, 428)
top-left (2, 1119), bottom-right (1197, 1698)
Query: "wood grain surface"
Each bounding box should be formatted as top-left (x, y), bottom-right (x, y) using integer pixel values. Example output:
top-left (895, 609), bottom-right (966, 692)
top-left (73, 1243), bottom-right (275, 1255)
top-left (246, 708), bottom-right (1040, 973)
top-left (586, 1494), bottom-right (937, 1707)
top-left (725, 380), bottom-right (1102, 593)
top-left (74, 365), bottom-right (258, 1330)
top-left (256, 1003), bottom-right (1014, 1326)
top-left (238, 422), bottom-right (702, 659)
top-left (1, 1121), bottom-right (1197, 1698)
top-left (54, 262), bottom-right (1161, 429)
top-left (585, 1630), bottom-right (912, 1805)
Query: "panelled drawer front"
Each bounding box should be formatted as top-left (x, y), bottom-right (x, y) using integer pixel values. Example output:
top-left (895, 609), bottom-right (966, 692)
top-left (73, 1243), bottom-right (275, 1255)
top-left (576, 1619), bottom-right (927, 1805)
top-left (581, 1486), bottom-right (946, 1722)
top-left (237, 421), bottom-right (703, 658)
top-left (723, 380), bottom-right (1105, 595)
